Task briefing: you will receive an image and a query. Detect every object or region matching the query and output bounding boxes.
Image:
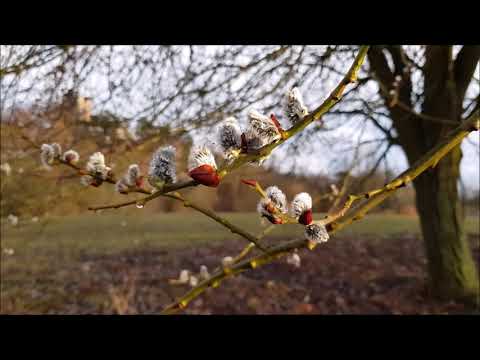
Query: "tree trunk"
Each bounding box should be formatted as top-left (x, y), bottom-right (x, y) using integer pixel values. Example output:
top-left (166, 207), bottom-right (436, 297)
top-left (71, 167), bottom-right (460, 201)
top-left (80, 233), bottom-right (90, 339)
top-left (413, 146), bottom-right (479, 304)
top-left (367, 45), bottom-right (480, 305)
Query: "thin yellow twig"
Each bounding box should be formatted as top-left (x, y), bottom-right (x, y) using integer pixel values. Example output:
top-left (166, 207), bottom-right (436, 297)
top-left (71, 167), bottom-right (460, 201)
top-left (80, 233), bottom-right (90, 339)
top-left (162, 110), bottom-right (479, 314)
top-left (161, 46), bottom-right (372, 314)
top-left (162, 192), bottom-right (268, 252)
top-left (88, 46), bottom-right (371, 211)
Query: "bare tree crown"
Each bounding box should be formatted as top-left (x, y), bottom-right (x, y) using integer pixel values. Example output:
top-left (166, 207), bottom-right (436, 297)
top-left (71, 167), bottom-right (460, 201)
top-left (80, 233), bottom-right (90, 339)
top-left (22, 46), bottom-right (479, 313)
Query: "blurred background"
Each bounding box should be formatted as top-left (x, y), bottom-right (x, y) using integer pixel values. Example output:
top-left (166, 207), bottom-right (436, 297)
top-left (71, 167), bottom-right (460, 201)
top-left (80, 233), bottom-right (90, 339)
top-left (1, 45), bottom-right (478, 314)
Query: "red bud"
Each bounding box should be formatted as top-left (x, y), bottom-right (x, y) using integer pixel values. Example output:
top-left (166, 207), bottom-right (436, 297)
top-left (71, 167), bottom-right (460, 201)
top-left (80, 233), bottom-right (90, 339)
top-left (189, 164), bottom-right (220, 187)
top-left (265, 202), bottom-right (276, 214)
top-left (241, 179), bottom-right (257, 187)
top-left (272, 217), bottom-right (283, 225)
top-left (264, 214), bottom-right (283, 225)
top-left (270, 114), bottom-right (284, 132)
top-left (90, 178), bottom-right (103, 187)
top-left (135, 176), bottom-right (144, 188)
top-left (298, 209), bottom-right (313, 225)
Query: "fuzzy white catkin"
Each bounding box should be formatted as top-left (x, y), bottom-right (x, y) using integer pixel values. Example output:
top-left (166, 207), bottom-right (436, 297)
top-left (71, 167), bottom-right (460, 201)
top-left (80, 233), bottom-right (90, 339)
top-left (244, 127), bottom-right (266, 150)
top-left (0, 163), bottom-right (11, 176)
top-left (3, 248), bottom-right (15, 256)
top-left (86, 152), bottom-right (105, 169)
top-left (242, 126), bottom-right (272, 166)
top-left (179, 270), bottom-right (190, 284)
top-left (115, 178), bottom-right (129, 193)
top-left (86, 152), bottom-right (110, 180)
top-left (265, 186), bottom-right (288, 213)
top-left (148, 146), bottom-right (176, 186)
top-left (189, 275), bottom-right (199, 287)
top-left (40, 144), bottom-right (55, 167)
top-left (80, 175), bottom-right (94, 187)
top-left (218, 117), bottom-right (242, 152)
top-left (286, 253), bottom-right (301, 268)
top-left (199, 265), bottom-right (210, 281)
top-left (304, 223), bottom-right (329, 244)
top-left (7, 214), bottom-right (18, 226)
top-left (51, 143), bottom-right (62, 159)
top-left (62, 150), bottom-right (80, 164)
top-left (125, 164), bottom-right (141, 187)
top-left (188, 146), bottom-right (217, 172)
top-left (285, 87), bottom-right (308, 125)
top-left (222, 256), bottom-right (234, 267)
top-left (290, 192), bottom-right (312, 217)
top-left (256, 198), bottom-right (271, 218)
top-left (247, 109), bottom-right (281, 145)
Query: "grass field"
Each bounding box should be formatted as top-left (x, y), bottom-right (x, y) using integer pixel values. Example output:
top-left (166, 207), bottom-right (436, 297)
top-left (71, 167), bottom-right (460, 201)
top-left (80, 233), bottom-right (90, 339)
top-left (1, 212), bottom-right (479, 314)
top-left (3, 212), bottom-right (478, 254)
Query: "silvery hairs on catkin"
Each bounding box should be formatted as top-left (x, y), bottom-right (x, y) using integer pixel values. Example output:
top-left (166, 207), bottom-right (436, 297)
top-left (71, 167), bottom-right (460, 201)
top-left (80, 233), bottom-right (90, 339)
top-left (148, 146), bottom-right (177, 186)
top-left (188, 145), bottom-right (217, 171)
top-left (247, 109), bottom-right (281, 146)
top-left (125, 164), bottom-right (141, 187)
top-left (51, 143), bottom-right (62, 159)
top-left (285, 87), bottom-right (309, 125)
top-left (290, 192), bottom-right (312, 217)
top-left (40, 144), bottom-right (55, 168)
top-left (218, 117), bottom-right (242, 154)
top-left (62, 149), bottom-right (80, 164)
top-left (86, 152), bottom-right (110, 180)
top-left (265, 186), bottom-right (288, 213)
top-left (305, 223), bottom-right (329, 244)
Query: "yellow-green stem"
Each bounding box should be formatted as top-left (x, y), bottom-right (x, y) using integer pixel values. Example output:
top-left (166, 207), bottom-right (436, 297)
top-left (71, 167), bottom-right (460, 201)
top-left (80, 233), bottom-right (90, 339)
top-left (162, 110), bottom-right (479, 314)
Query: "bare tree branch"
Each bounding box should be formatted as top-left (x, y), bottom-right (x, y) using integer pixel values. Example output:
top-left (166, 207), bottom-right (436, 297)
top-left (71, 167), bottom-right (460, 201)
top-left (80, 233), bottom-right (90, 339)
top-left (454, 45), bottom-right (480, 103)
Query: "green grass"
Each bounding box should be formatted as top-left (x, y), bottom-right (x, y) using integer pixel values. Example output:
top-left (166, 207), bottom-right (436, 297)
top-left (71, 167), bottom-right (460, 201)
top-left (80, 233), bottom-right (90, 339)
top-left (1, 212), bottom-right (478, 279)
top-left (1, 212), bottom-right (478, 313)
top-left (336, 213), bottom-right (479, 238)
top-left (2, 212), bottom-right (294, 257)
top-left (2, 212), bottom-right (479, 257)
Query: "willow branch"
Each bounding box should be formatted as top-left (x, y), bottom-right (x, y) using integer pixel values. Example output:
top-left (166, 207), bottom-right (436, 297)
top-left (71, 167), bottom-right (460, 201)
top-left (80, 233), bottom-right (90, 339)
top-left (20, 135), bottom-right (123, 187)
top-left (20, 131), bottom-right (200, 209)
top-left (230, 226), bottom-right (275, 263)
top-left (327, 134), bottom-right (364, 212)
top-left (325, 109), bottom-right (479, 232)
top-left (330, 174), bottom-right (354, 212)
top-left (89, 46), bottom-right (371, 211)
top-left (87, 180), bottom-right (198, 210)
top-left (58, 157), bottom-right (151, 195)
top-left (48, 152), bottom-right (267, 251)
top-left (161, 192), bottom-right (268, 252)
top-left (161, 237), bottom-right (306, 314)
top-left (162, 109), bottom-right (479, 314)
top-left (371, 73), bottom-right (458, 126)
top-left (219, 46), bottom-right (371, 175)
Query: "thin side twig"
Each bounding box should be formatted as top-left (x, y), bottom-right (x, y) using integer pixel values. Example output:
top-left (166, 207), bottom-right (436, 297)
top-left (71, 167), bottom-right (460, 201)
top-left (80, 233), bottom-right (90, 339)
top-left (162, 110), bottom-right (479, 314)
top-left (44, 151), bottom-right (269, 252)
top-left (162, 192), bottom-right (268, 252)
top-left (88, 46), bottom-right (371, 211)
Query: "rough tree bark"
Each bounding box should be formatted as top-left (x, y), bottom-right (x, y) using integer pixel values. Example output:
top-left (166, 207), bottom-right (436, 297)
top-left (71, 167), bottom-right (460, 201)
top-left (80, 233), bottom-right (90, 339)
top-left (368, 45), bottom-right (480, 304)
